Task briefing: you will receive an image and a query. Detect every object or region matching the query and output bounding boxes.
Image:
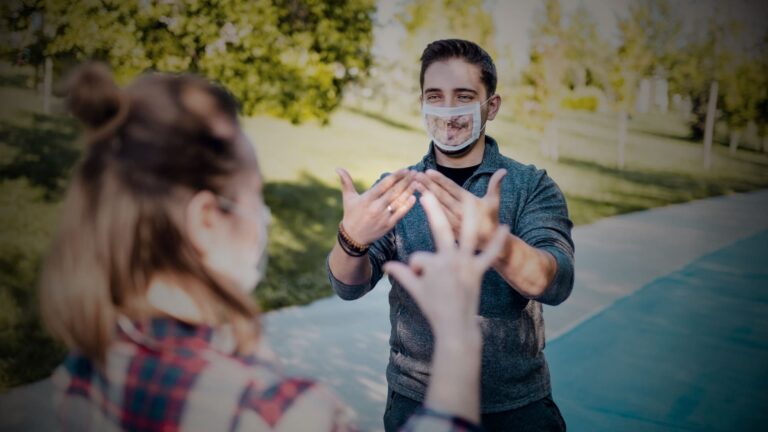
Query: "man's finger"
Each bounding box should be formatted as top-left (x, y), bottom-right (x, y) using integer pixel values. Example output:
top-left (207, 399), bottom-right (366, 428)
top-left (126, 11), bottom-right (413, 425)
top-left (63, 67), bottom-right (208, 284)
top-left (484, 168), bottom-right (507, 202)
top-left (370, 169), bottom-right (408, 199)
top-left (380, 170), bottom-right (415, 206)
top-left (420, 192), bottom-right (455, 251)
top-left (388, 194), bottom-right (417, 225)
top-left (477, 224), bottom-right (509, 270)
top-left (426, 169), bottom-right (465, 200)
top-left (336, 167), bottom-right (358, 199)
top-left (422, 179), bottom-right (461, 211)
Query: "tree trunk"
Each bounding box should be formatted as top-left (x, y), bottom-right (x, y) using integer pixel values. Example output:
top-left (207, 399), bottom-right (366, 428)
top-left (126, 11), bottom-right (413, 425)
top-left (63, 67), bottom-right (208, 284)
top-left (703, 81), bottom-right (718, 170)
top-left (541, 119), bottom-right (559, 161)
top-left (617, 109), bottom-right (628, 169)
top-left (763, 135), bottom-right (768, 153)
top-left (43, 57), bottom-right (53, 114)
top-left (728, 129), bottom-right (741, 154)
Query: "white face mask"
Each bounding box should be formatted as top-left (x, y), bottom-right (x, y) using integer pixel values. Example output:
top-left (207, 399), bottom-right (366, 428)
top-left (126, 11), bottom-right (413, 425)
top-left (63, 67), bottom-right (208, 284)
top-left (422, 97), bottom-right (491, 154)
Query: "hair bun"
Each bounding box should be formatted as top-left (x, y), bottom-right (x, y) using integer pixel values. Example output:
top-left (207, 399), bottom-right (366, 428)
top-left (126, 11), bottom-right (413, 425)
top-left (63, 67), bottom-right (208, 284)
top-left (66, 62), bottom-right (124, 129)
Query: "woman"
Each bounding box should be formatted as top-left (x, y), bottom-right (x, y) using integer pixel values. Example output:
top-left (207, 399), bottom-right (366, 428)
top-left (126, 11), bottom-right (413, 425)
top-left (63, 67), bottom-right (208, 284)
top-left (40, 63), bottom-right (507, 431)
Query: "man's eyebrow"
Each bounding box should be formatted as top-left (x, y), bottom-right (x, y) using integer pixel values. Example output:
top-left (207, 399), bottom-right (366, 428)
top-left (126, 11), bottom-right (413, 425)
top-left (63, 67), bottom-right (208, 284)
top-left (454, 88), bottom-right (478, 94)
top-left (424, 88), bottom-right (443, 93)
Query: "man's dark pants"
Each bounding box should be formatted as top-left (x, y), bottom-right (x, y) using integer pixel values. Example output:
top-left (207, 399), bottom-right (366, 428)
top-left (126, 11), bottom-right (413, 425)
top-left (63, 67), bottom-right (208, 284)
top-left (383, 388), bottom-right (566, 432)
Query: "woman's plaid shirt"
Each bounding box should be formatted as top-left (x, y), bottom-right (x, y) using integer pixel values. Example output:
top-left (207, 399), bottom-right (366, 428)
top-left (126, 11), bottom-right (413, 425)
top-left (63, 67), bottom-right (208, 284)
top-left (51, 317), bottom-right (482, 431)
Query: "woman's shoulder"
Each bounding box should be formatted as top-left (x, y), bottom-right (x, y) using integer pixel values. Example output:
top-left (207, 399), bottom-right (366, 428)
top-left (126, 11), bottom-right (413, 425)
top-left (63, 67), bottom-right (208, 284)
top-left (189, 349), bottom-right (358, 431)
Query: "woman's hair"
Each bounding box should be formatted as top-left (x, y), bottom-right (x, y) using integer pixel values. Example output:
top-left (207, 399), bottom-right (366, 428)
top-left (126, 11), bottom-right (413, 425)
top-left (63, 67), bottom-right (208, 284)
top-left (40, 63), bottom-right (260, 365)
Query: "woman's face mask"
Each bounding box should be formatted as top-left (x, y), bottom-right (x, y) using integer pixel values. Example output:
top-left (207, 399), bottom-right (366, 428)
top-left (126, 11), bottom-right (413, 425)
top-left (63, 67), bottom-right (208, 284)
top-left (422, 97), bottom-right (491, 154)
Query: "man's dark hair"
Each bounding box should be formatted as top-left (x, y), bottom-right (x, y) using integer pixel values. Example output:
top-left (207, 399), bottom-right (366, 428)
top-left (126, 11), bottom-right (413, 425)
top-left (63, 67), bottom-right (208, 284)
top-left (419, 39), bottom-right (497, 97)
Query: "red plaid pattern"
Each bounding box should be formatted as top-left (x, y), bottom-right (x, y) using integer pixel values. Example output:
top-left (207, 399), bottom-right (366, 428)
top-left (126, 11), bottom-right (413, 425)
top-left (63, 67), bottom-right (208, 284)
top-left (51, 317), bottom-right (482, 431)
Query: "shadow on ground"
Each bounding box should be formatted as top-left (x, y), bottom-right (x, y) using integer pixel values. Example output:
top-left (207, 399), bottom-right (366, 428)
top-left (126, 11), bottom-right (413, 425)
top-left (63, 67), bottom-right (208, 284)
top-left (257, 173), bottom-right (363, 311)
top-left (0, 112), bottom-right (80, 200)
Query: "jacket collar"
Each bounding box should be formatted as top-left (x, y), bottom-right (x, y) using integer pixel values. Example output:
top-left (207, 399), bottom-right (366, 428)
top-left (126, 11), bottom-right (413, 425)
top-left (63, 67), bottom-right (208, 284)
top-left (416, 135), bottom-right (504, 176)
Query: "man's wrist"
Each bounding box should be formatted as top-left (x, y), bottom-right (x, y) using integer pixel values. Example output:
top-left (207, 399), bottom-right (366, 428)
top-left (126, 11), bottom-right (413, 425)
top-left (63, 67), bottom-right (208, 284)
top-left (492, 231), bottom-right (514, 270)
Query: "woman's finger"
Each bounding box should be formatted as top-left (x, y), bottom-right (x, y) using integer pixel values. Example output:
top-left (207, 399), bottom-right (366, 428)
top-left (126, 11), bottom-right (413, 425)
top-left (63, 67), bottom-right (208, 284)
top-left (459, 196), bottom-right (480, 255)
top-left (420, 192), bottom-right (455, 251)
top-left (384, 261), bottom-right (423, 301)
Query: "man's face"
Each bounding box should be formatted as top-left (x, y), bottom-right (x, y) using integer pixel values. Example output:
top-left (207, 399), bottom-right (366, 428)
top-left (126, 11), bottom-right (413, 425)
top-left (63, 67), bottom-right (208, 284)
top-left (421, 58), bottom-right (497, 149)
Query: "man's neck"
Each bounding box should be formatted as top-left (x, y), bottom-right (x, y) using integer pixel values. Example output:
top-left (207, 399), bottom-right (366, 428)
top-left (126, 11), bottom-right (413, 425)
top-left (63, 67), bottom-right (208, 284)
top-left (434, 134), bottom-right (486, 168)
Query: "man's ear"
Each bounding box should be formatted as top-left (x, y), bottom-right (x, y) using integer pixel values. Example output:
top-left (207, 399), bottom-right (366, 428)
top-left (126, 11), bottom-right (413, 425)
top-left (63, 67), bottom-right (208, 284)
top-left (487, 94), bottom-right (502, 121)
top-left (185, 190), bottom-right (224, 259)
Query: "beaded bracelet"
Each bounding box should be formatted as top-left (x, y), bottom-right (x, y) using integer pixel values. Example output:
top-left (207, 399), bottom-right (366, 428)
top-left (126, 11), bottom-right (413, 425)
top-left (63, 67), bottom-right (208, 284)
top-left (338, 222), bottom-right (369, 257)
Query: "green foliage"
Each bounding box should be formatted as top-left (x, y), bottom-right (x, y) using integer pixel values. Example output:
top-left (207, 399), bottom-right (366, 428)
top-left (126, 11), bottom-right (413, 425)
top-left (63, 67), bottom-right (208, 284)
top-left (611, 0), bottom-right (681, 109)
top-left (0, 179), bottom-right (66, 390)
top-left (0, 114), bottom-right (80, 199)
top-left (2, 0), bottom-right (376, 123)
top-left (396, 0), bottom-right (495, 54)
top-left (722, 59), bottom-right (763, 130)
top-left (667, 15), bottom-right (734, 139)
top-left (520, 0), bottom-right (609, 126)
top-left (560, 91), bottom-right (600, 112)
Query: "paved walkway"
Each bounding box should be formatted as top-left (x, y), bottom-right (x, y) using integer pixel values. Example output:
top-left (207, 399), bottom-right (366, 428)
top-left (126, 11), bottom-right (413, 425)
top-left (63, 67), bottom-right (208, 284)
top-left (2, 190), bottom-right (768, 431)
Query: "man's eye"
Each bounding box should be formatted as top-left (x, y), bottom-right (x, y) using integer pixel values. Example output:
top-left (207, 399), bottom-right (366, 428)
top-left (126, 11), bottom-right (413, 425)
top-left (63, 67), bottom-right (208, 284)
top-left (458, 95), bottom-right (473, 101)
top-left (427, 95), bottom-right (440, 101)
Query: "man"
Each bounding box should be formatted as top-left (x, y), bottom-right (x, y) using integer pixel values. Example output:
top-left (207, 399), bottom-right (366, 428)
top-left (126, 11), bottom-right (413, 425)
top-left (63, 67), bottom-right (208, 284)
top-left (327, 39), bottom-right (574, 431)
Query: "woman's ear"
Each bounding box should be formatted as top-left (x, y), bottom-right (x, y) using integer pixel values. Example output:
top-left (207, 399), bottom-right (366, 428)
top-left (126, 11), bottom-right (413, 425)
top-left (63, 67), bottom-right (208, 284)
top-left (185, 190), bottom-right (224, 259)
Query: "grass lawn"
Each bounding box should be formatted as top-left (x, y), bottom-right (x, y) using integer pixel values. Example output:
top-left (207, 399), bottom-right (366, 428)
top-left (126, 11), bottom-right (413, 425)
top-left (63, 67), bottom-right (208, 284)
top-left (2, 78), bottom-right (767, 389)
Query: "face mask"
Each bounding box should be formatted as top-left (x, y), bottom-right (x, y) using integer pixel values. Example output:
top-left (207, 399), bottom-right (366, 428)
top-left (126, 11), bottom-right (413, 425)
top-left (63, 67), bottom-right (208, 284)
top-left (422, 97), bottom-right (491, 155)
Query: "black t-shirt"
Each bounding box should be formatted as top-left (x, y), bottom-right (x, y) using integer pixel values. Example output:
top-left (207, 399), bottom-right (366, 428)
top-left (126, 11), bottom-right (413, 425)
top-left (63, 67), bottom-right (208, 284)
top-left (435, 163), bottom-right (481, 187)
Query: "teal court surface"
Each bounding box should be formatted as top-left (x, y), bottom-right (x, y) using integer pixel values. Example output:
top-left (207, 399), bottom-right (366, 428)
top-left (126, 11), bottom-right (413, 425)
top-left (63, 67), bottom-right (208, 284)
top-left (548, 228), bottom-right (768, 431)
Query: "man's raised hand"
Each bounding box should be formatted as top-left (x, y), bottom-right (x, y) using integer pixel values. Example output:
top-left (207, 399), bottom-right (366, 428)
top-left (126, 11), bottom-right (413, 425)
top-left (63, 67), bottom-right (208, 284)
top-left (336, 167), bottom-right (419, 246)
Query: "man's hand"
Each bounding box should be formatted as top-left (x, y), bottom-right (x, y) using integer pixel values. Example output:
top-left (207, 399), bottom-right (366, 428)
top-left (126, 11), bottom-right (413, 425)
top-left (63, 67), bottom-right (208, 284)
top-left (415, 168), bottom-right (507, 248)
top-left (336, 167), bottom-right (419, 246)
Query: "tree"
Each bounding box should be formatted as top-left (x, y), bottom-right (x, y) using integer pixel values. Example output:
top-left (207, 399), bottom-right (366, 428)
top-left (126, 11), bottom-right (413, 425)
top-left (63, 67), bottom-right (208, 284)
top-left (522, 0), bottom-right (609, 161)
top-left (523, 0), bottom-right (568, 161)
top-left (753, 32), bottom-right (768, 153)
top-left (4, 0), bottom-right (376, 124)
top-left (611, 0), bottom-right (682, 168)
top-left (667, 14), bottom-right (731, 141)
top-left (721, 59), bottom-right (761, 153)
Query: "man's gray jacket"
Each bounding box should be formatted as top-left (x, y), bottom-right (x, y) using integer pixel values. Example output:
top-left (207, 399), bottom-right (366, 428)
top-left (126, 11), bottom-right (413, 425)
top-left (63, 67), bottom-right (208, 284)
top-left (327, 136), bottom-right (575, 413)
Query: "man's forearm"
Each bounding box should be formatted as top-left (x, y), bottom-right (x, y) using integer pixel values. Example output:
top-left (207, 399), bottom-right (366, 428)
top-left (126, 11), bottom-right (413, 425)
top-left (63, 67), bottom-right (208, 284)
top-left (328, 241), bottom-right (373, 286)
top-left (492, 233), bottom-right (557, 299)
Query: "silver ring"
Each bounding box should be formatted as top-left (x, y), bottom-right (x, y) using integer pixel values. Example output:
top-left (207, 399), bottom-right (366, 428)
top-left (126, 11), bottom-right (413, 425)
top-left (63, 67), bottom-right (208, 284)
top-left (387, 204), bottom-right (394, 214)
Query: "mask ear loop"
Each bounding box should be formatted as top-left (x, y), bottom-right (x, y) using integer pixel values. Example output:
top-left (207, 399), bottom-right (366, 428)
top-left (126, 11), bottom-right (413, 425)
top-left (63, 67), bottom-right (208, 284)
top-left (475, 94), bottom-right (495, 137)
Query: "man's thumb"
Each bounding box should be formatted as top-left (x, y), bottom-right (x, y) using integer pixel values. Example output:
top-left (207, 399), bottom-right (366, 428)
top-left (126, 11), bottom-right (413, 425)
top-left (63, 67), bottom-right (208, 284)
top-left (336, 167), bottom-right (357, 197)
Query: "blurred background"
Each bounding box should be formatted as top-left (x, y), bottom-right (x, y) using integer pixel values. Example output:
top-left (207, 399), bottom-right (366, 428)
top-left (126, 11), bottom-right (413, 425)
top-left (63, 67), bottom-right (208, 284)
top-left (1, 0), bottom-right (767, 394)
